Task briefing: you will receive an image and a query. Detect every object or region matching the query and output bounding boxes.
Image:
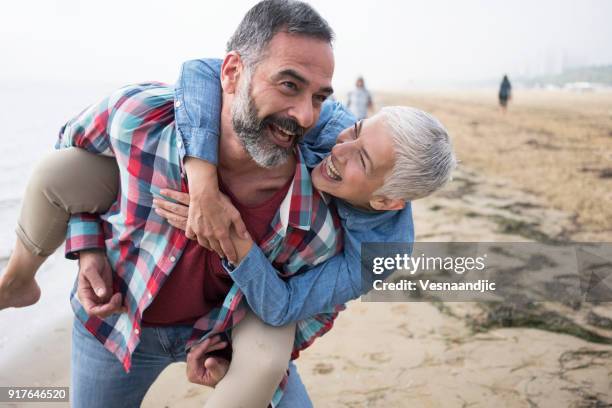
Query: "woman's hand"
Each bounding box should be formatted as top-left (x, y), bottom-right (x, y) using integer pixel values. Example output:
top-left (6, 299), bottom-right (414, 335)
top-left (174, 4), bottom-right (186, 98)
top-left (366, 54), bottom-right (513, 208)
top-left (183, 158), bottom-right (249, 264)
top-left (153, 188), bottom-right (254, 264)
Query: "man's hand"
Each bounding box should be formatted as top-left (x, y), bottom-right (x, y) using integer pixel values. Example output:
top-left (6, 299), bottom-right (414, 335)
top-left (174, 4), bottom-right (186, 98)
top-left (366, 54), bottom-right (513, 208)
top-left (154, 190), bottom-right (190, 231)
top-left (183, 157), bottom-right (249, 263)
top-left (186, 336), bottom-right (230, 387)
top-left (78, 250), bottom-right (125, 318)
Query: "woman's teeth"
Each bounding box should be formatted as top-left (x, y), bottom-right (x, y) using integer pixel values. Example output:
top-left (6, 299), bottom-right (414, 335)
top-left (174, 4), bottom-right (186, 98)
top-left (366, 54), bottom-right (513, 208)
top-left (326, 157), bottom-right (342, 181)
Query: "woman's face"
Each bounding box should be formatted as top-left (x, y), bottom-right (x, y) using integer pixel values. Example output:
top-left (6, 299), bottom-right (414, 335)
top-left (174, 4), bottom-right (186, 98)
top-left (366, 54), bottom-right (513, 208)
top-left (311, 116), bottom-right (398, 209)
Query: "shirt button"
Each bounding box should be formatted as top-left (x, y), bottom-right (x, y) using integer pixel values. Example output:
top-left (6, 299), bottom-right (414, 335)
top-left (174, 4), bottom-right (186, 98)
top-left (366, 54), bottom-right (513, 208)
top-left (177, 139), bottom-right (183, 148)
top-left (175, 100), bottom-right (181, 108)
top-left (170, 256), bottom-right (176, 262)
top-left (134, 328), bottom-right (140, 335)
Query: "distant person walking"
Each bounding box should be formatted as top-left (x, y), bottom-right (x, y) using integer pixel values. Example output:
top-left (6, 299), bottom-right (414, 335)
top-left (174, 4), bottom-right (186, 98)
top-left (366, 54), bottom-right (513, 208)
top-left (499, 75), bottom-right (512, 113)
top-left (347, 76), bottom-right (373, 120)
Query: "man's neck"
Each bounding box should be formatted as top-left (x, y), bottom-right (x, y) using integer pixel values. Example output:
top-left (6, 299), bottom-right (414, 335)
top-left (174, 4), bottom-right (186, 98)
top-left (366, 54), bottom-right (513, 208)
top-left (218, 107), bottom-right (259, 175)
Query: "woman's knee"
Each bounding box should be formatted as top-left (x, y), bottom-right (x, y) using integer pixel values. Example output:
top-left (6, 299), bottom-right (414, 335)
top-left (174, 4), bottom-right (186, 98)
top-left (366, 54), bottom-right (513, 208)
top-left (27, 151), bottom-right (71, 199)
top-left (29, 149), bottom-right (119, 212)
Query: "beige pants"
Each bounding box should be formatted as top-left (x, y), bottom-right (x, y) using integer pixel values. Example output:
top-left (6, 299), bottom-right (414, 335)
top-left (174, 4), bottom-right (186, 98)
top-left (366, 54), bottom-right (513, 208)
top-left (18, 148), bottom-right (294, 407)
top-left (17, 148), bottom-right (119, 256)
top-left (207, 310), bottom-right (295, 408)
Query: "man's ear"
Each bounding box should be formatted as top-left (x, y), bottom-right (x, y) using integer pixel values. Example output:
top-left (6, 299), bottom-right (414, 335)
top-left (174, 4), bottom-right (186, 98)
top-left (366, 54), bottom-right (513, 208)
top-left (369, 196), bottom-right (405, 211)
top-left (220, 52), bottom-right (243, 94)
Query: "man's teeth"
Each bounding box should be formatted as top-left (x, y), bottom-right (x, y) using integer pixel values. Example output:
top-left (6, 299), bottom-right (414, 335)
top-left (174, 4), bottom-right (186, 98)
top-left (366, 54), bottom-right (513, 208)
top-left (326, 157), bottom-right (341, 181)
top-left (272, 124), bottom-right (295, 141)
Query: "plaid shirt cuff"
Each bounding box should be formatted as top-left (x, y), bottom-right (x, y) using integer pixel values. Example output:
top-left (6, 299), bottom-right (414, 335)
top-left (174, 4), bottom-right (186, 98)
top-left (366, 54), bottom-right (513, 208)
top-left (65, 213), bottom-right (105, 259)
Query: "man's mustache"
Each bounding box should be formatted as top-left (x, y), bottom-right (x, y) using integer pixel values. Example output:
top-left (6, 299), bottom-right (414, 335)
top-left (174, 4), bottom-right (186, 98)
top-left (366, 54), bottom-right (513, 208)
top-left (263, 115), bottom-right (305, 139)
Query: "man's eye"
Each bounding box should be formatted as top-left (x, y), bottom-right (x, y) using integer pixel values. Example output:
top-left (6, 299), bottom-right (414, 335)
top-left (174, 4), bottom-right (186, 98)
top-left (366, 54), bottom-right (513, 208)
top-left (314, 94), bottom-right (327, 103)
top-left (282, 82), bottom-right (297, 91)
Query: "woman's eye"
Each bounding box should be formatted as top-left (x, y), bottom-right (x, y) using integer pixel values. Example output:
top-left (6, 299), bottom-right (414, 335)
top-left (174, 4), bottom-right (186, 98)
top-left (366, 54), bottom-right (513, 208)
top-left (359, 153), bottom-right (366, 169)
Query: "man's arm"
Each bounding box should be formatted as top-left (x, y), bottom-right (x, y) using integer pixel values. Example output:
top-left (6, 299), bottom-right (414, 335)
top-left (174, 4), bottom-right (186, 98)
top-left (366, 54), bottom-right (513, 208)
top-left (228, 201), bottom-right (414, 326)
top-left (56, 93), bottom-right (116, 257)
top-left (56, 91), bottom-right (125, 316)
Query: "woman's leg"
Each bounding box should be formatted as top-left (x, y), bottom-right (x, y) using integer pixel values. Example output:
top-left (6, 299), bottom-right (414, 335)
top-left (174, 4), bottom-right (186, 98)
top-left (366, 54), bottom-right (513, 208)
top-left (0, 148), bottom-right (118, 309)
top-left (204, 310), bottom-right (296, 408)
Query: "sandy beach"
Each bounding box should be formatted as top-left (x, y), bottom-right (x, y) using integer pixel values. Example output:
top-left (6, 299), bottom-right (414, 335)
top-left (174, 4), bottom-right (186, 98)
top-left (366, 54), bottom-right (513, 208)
top-left (1, 89), bottom-right (611, 407)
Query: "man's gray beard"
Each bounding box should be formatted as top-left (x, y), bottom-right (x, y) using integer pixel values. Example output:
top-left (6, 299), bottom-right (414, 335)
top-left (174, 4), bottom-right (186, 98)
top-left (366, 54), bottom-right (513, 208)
top-left (231, 75), bottom-right (292, 169)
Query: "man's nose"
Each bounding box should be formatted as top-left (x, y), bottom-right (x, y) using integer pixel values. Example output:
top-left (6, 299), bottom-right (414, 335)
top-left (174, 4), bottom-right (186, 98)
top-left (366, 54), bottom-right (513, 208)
top-left (289, 97), bottom-right (315, 129)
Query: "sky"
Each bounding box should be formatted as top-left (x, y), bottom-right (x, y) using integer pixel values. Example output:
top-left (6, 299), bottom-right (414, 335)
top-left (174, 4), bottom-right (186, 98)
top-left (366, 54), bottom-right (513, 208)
top-left (1, 0), bottom-right (611, 92)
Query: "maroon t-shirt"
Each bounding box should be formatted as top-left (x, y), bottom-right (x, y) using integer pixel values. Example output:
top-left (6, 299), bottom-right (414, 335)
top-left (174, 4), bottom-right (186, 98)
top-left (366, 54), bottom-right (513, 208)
top-left (142, 177), bottom-right (292, 326)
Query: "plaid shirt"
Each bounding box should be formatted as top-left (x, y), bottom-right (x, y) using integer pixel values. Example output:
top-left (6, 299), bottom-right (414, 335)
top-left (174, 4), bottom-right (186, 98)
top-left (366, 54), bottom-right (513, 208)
top-left (58, 83), bottom-right (343, 402)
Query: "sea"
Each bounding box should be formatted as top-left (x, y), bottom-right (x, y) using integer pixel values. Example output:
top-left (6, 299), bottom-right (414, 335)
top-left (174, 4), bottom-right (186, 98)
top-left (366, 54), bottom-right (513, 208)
top-left (0, 79), bottom-right (124, 380)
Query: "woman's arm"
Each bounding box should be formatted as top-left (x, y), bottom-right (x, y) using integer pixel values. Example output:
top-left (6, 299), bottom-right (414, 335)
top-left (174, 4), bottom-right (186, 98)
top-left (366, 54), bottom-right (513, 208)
top-left (154, 190), bottom-right (415, 326)
top-left (227, 201), bottom-right (414, 326)
top-left (175, 58), bottom-right (249, 263)
top-left (174, 59), bottom-right (357, 263)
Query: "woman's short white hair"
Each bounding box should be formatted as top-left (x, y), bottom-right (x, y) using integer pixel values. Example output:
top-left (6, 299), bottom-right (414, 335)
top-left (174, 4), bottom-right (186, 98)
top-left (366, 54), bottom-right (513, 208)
top-left (373, 106), bottom-right (456, 201)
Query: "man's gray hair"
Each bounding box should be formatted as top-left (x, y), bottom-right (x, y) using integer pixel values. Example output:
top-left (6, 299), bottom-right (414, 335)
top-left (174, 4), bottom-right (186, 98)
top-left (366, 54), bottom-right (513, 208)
top-left (374, 106), bottom-right (457, 201)
top-left (227, 0), bottom-right (334, 68)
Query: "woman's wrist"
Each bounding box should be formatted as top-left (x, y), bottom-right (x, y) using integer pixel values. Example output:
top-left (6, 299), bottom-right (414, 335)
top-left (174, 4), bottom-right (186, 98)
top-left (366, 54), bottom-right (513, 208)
top-left (184, 157), bottom-right (219, 197)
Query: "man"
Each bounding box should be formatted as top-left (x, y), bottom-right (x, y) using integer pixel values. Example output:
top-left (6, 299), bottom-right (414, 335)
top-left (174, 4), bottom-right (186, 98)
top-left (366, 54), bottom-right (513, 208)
top-left (346, 76), bottom-right (373, 120)
top-left (60, 1), bottom-right (415, 407)
top-left (64, 1), bottom-right (342, 406)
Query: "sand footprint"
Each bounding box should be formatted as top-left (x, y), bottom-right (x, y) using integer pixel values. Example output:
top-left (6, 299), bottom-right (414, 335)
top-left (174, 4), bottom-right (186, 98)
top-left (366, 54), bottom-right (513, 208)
top-left (313, 362), bottom-right (334, 375)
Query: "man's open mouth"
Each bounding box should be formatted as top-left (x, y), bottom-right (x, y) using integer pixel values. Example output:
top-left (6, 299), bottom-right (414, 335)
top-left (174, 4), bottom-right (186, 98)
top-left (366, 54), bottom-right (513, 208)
top-left (267, 123), bottom-right (296, 148)
top-left (322, 156), bottom-right (342, 181)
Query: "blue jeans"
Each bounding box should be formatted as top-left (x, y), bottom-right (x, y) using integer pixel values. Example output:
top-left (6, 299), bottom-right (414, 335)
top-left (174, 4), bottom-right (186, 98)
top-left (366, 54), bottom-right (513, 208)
top-left (71, 319), bottom-right (311, 407)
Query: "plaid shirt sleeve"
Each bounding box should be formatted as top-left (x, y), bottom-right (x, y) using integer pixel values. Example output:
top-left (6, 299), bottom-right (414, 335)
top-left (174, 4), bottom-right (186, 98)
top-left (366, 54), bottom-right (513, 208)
top-left (55, 94), bottom-right (116, 258)
top-left (64, 214), bottom-right (106, 259)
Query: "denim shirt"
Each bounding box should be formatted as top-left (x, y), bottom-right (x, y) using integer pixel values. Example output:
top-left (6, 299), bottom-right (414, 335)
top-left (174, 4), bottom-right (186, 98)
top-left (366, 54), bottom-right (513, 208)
top-left (175, 59), bottom-right (414, 325)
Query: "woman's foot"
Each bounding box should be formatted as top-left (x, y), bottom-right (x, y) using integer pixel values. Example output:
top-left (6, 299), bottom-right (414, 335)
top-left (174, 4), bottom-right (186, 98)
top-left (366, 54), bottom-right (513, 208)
top-left (0, 238), bottom-right (47, 310)
top-left (0, 276), bottom-right (41, 309)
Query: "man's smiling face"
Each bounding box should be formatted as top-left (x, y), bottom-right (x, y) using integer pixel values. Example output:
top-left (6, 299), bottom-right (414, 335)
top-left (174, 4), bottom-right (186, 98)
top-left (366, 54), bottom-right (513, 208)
top-left (231, 31), bottom-right (335, 168)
